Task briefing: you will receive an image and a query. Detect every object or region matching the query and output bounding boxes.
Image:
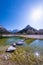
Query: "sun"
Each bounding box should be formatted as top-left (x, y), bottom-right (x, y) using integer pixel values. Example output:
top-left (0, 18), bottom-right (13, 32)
top-left (31, 6), bottom-right (43, 21)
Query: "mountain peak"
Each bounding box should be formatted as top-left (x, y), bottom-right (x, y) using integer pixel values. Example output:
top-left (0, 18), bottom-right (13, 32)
top-left (25, 25), bottom-right (32, 30)
top-left (26, 25), bottom-right (31, 28)
top-left (17, 25), bottom-right (38, 34)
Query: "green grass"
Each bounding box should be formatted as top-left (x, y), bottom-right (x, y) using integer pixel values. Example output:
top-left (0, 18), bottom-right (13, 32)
top-left (0, 38), bottom-right (7, 45)
top-left (25, 38), bottom-right (35, 43)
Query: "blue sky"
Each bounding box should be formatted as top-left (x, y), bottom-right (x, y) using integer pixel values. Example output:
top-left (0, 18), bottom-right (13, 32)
top-left (0, 0), bottom-right (43, 30)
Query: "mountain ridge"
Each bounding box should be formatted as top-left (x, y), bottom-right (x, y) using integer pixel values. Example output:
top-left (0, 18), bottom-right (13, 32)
top-left (0, 25), bottom-right (11, 34)
top-left (0, 25), bottom-right (43, 35)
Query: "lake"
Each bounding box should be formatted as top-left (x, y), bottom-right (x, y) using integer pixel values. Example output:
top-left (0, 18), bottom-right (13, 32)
top-left (0, 37), bottom-right (43, 65)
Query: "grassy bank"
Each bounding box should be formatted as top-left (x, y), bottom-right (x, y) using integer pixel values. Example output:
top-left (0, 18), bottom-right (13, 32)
top-left (25, 38), bottom-right (35, 43)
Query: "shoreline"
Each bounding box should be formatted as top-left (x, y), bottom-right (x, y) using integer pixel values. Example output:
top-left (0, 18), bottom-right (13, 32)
top-left (1, 34), bottom-right (43, 39)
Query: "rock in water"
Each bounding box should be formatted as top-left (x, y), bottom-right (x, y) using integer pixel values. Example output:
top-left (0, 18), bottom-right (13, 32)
top-left (11, 43), bottom-right (16, 47)
top-left (6, 46), bottom-right (16, 52)
top-left (16, 40), bottom-right (24, 45)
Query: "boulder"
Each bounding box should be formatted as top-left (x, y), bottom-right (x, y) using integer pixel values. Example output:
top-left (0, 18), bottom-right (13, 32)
top-left (16, 40), bottom-right (24, 45)
top-left (6, 46), bottom-right (16, 52)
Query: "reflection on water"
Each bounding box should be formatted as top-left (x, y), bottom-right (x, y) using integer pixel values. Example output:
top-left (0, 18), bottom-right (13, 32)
top-left (29, 39), bottom-right (43, 48)
top-left (28, 39), bottom-right (43, 55)
top-left (34, 52), bottom-right (40, 57)
top-left (5, 37), bottom-right (23, 45)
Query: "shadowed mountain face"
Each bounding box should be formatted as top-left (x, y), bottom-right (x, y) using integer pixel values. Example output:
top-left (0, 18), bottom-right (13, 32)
top-left (0, 25), bottom-right (11, 34)
top-left (16, 25), bottom-right (39, 34)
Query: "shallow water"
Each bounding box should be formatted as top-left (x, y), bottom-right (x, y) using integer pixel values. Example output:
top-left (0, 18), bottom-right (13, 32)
top-left (28, 39), bottom-right (43, 55)
top-left (0, 37), bottom-right (43, 55)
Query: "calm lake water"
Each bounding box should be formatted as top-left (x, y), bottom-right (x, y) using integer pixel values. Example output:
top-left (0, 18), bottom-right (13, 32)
top-left (0, 37), bottom-right (43, 56)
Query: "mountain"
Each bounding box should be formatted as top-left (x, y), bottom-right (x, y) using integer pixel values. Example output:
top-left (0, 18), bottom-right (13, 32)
top-left (11, 29), bottom-right (19, 33)
top-left (16, 25), bottom-right (38, 34)
top-left (0, 25), bottom-right (11, 35)
top-left (38, 29), bottom-right (43, 34)
top-left (0, 25), bottom-right (43, 35)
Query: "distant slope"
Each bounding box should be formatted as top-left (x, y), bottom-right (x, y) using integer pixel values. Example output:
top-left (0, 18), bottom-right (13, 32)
top-left (0, 25), bottom-right (11, 35)
top-left (11, 29), bottom-right (19, 33)
top-left (38, 29), bottom-right (43, 34)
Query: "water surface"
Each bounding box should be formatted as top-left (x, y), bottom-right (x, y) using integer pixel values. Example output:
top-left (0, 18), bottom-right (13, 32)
top-left (0, 37), bottom-right (43, 55)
